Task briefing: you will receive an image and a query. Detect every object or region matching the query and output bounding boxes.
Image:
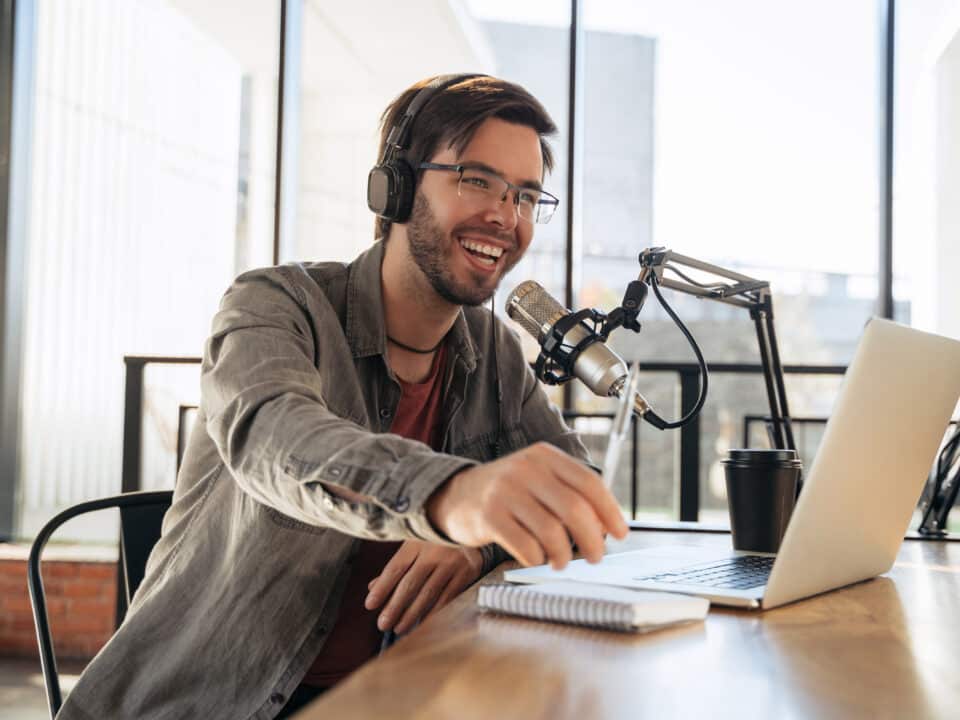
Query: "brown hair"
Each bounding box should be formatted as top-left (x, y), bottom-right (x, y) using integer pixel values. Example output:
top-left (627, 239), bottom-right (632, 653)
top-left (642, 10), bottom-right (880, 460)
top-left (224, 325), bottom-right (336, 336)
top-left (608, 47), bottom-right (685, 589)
top-left (374, 75), bottom-right (557, 240)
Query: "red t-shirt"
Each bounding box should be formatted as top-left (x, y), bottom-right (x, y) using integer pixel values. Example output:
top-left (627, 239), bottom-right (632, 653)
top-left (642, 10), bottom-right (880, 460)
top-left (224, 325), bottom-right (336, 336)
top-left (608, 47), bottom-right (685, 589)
top-left (300, 345), bottom-right (448, 688)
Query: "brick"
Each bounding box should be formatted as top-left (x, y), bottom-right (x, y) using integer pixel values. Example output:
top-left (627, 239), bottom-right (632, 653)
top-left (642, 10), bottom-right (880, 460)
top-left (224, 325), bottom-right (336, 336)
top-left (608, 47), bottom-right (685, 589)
top-left (0, 567), bottom-right (27, 584)
top-left (65, 598), bottom-right (115, 617)
top-left (44, 597), bottom-right (68, 616)
top-left (74, 564), bottom-right (116, 580)
top-left (1, 593), bottom-right (32, 613)
top-left (53, 615), bottom-right (113, 635)
top-left (42, 563), bottom-right (78, 579)
top-left (61, 580), bottom-right (105, 599)
top-left (7, 616), bottom-right (37, 633)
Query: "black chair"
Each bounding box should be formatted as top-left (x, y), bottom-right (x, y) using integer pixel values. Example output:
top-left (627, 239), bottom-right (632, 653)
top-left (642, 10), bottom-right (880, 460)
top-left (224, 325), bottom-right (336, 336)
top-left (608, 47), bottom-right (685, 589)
top-left (27, 490), bottom-right (173, 719)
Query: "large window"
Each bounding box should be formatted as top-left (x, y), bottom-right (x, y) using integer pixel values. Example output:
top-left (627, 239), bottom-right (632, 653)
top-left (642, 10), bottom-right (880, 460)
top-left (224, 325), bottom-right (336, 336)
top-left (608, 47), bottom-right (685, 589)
top-left (5, 1), bottom-right (958, 540)
top-left (570, 0), bottom-right (882, 521)
top-left (14, 0), bottom-right (279, 540)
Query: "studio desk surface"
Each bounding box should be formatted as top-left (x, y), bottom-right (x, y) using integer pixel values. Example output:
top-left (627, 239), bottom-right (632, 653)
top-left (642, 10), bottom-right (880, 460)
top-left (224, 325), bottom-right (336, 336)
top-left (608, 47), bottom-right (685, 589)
top-left (297, 531), bottom-right (960, 720)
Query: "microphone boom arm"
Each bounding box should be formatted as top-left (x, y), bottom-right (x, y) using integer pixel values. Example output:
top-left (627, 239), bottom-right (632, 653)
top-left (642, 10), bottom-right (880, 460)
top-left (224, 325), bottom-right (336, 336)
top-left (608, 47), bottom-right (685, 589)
top-left (636, 247), bottom-right (797, 452)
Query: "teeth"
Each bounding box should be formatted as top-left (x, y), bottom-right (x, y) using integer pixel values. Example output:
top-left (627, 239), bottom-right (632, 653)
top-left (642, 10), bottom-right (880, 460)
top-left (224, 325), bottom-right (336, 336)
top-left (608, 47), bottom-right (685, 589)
top-left (459, 238), bottom-right (503, 259)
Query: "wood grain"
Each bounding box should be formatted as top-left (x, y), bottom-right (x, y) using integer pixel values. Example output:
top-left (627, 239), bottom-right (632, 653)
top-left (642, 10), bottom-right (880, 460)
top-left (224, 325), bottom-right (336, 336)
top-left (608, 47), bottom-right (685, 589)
top-left (296, 532), bottom-right (960, 720)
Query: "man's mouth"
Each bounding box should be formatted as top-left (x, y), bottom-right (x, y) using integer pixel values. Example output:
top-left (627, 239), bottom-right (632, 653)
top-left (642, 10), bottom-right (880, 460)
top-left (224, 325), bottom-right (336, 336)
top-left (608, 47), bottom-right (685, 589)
top-left (457, 236), bottom-right (506, 268)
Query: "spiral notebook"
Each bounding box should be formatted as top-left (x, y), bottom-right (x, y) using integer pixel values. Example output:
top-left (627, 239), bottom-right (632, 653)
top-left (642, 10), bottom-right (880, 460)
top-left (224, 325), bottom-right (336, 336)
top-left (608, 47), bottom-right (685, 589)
top-left (478, 581), bottom-right (709, 633)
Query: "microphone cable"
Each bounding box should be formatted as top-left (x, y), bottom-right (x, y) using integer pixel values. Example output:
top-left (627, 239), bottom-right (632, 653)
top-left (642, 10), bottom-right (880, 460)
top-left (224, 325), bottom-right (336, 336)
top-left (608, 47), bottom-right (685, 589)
top-left (642, 275), bottom-right (709, 430)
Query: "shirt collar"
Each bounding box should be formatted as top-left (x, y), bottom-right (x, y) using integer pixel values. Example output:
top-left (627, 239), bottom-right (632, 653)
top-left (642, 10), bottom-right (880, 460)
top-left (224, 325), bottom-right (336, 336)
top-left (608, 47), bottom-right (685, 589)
top-left (344, 241), bottom-right (478, 372)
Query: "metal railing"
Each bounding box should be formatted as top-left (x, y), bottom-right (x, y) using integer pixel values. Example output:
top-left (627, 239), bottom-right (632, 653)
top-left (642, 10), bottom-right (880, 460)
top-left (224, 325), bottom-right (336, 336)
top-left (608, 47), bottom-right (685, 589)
top-left (562, 361), bottom-right (847, 522)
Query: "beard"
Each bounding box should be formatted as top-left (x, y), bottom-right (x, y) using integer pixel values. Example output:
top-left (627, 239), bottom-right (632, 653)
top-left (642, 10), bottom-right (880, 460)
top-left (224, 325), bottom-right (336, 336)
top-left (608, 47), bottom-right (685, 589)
top-left (405, 192), bottom-right (519, 307)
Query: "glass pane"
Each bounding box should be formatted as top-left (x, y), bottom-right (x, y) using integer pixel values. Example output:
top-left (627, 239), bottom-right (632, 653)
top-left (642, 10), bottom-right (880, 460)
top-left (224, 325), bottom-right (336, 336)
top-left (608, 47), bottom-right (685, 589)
top-left (893, 1), bottom-right (960, 342)
top-left (19, 0), bottom-right (279, 541)
top-left (893, 3), bottom-right (960, 531)
top-left (293, 1), bottom-right (572, 406)
top-left (578, 0), bottom-right (879, 368)
top-left (575, 0), bottom-right (878, 520)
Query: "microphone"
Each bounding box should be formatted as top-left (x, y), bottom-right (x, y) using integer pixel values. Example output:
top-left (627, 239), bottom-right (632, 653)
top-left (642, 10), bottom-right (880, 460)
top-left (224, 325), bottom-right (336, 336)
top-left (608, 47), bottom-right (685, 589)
top-left (505, 280), bottom-right (653, 417)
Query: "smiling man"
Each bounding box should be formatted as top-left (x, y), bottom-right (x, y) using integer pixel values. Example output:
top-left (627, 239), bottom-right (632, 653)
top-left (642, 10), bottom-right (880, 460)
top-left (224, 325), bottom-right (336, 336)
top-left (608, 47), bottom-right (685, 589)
top-left (57, 75), bottom-right (627, 720)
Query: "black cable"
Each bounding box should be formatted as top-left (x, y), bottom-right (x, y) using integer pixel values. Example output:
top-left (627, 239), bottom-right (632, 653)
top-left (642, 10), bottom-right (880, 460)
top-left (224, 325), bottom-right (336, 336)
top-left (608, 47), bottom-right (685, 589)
top-left (919, 422), bottom-right (960, 533)
top-left (663, 264), bottom-right (729, 291)
top-left (489, 294), bottom-right (503, 458)
top-left (642, 276), bottom-right (709, 430)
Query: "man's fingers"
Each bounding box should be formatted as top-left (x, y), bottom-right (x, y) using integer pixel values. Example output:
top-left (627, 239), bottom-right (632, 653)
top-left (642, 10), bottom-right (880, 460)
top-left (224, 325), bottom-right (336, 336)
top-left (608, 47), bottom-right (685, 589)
top-left (393, 568), bottom-right (453, 635)
top-left (532, 481), bottom-right (606, 563)
top-left (509, 498), bottom-right (572, 570)
top-left (377, 563), bottom-right (434, 631)
top-left (535, 445), bottom-right (628, 539)
top-left (492, 515), bottom-right (547, 568)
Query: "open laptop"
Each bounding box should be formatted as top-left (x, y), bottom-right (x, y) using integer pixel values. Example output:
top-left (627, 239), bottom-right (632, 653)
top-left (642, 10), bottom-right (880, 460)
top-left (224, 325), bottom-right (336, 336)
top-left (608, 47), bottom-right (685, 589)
top-left (506, 318), bottom-right (960, 609)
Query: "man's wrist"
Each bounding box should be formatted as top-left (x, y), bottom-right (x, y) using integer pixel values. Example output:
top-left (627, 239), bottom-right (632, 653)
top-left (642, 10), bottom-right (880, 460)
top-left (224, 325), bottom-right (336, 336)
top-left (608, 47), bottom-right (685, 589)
top-left (425, 470), bottom-right (460, 541)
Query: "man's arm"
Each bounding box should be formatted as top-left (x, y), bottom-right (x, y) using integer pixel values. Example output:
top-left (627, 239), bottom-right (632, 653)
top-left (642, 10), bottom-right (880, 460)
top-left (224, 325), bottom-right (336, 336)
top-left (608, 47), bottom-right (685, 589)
top-left (202, 268), bottom-right (474, 544)
top-left (474, 333), bottom-right (606, 573)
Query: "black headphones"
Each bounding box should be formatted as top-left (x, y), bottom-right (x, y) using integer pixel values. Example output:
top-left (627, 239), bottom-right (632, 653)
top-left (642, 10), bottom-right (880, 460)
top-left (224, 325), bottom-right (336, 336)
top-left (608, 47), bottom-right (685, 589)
top-left (367, 73), bottom-right (485, 224)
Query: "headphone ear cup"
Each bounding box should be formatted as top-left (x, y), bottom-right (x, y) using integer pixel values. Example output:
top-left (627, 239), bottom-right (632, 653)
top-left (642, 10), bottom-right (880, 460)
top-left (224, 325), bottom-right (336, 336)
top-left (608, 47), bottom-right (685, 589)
top-left (389, 158), bottom-right (417, 223)
top-left (366, 159), bottom-right (417, 222)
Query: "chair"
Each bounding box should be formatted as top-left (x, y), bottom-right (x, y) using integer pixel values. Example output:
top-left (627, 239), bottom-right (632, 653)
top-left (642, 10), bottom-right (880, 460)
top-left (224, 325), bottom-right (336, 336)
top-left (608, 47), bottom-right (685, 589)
top-left (27, 490), bottom-right (173, 719)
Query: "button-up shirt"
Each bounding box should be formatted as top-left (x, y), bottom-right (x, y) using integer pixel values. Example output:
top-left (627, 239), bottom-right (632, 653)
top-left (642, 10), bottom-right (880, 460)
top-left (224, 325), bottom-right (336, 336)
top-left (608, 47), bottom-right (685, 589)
top-left (58, 241), bottom-right (591, 720)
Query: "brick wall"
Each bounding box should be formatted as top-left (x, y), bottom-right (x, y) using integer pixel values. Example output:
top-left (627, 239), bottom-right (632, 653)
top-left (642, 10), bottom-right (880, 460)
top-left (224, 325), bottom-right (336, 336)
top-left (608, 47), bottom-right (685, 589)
top-left (0, 557), bottom-right (117, 661)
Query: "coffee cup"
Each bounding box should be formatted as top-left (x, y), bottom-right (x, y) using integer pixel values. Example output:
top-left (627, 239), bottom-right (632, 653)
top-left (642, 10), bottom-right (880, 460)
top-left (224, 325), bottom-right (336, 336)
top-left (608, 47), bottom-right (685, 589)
top-left (722, 448), bottom-right (802, 553)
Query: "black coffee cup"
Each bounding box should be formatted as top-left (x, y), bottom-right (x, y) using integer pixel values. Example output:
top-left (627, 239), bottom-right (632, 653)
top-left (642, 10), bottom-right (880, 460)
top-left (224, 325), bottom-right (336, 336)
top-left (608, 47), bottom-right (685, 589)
top-left (722, 449), bottom-right (802, 553)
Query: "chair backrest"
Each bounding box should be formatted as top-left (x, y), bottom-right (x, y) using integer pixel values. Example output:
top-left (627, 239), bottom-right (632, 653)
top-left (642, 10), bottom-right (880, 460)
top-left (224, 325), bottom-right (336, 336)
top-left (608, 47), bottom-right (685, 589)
top-left (27, 490), bottom-right (173, 719)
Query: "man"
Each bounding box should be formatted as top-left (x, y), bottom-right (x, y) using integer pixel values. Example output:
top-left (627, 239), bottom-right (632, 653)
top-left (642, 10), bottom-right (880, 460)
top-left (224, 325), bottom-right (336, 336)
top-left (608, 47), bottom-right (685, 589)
top-left (58, 74), bottom-right (627, 720)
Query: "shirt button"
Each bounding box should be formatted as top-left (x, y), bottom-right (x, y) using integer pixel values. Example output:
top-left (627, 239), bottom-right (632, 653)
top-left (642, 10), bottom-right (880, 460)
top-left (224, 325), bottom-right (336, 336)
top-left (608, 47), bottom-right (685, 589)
top-left (270, 693), bottom-right (285, 704)
top-left (393, 496), bottom-right (410, 513)
top-left (379, 407), bottom-right (393, 419)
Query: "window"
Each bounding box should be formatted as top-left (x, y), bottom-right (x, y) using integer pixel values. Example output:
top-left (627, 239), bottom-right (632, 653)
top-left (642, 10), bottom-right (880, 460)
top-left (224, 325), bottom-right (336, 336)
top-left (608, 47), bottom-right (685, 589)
top-left (16, 0), bottom-right (279, 540)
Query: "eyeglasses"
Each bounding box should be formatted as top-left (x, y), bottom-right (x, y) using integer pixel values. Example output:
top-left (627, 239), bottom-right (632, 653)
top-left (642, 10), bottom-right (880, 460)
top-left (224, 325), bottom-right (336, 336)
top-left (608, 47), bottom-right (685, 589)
top-left (418, 162), bottom-right (559, 225)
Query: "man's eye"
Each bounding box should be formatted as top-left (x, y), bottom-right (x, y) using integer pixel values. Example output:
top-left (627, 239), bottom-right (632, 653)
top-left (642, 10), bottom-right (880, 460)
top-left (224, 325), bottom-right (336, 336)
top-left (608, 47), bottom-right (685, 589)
top-left (463, 175), bottom-right (491, 190)
top-left (517, 190), bottom-right (540, 207)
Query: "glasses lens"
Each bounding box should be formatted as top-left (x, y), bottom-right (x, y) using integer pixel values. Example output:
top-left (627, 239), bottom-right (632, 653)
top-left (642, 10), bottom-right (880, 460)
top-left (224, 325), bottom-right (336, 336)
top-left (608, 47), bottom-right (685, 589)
top-left (458, 168), bottom-right (507, 200)
top-left (535, 197), bottom-right (558, 224)
top-left (458, 167), bottom-right (557, 224)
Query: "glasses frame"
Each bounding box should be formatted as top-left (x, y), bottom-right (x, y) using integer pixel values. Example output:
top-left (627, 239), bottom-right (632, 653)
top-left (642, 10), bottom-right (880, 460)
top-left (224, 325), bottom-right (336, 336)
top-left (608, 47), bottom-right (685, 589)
top-left (418, 162), bottom-right (559, 224)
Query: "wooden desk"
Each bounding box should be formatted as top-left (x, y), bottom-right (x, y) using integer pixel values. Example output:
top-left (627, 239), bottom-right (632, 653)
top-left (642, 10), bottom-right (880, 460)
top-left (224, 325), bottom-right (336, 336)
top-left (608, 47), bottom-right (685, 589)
top-left (298, 532), bottom-right (960, 719)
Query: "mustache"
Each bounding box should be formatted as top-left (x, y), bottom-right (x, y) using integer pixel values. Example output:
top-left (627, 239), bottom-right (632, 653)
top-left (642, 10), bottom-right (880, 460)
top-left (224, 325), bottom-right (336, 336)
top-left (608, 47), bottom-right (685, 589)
top-left (453, 225), bottom-right (516, 250)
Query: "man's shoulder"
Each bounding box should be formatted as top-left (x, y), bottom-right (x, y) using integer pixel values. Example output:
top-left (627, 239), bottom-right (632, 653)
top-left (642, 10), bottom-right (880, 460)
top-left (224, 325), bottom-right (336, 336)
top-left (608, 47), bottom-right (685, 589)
top-left (225, 260), bottom-right (350, 311)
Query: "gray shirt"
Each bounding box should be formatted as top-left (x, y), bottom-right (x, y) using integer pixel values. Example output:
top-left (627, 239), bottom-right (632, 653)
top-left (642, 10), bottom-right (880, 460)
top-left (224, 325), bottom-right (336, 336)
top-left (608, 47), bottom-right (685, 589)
top-left (58, 241), bottom-right (591, 720)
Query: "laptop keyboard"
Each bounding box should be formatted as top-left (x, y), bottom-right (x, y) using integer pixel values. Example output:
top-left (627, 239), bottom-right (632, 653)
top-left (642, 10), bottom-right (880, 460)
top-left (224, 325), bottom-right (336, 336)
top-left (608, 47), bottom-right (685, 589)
top-left (636, 554), bottom-right (775, 590)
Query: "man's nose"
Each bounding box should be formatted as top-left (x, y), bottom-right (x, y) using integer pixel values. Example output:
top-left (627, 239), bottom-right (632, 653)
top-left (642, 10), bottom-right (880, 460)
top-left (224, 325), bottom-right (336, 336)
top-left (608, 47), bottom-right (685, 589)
top-left (482, 192), bottom-right (519, 231)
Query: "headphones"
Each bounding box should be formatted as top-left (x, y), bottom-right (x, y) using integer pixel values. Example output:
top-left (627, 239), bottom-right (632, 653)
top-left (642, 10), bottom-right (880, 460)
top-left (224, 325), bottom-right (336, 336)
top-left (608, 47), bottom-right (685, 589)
top-left (367, 73), bottom-right (485, 224)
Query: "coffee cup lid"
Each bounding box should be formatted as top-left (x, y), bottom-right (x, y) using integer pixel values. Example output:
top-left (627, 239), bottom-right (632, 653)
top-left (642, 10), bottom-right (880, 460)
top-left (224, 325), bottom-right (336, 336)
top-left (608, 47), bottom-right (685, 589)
top-left (723, 448), bottom-right (800, 465)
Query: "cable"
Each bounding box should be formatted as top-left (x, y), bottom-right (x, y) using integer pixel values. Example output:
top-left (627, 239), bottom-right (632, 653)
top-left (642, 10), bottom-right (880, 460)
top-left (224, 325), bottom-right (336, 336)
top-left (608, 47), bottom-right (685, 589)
top-left (663, 264), bottom-right (730, 291)
top-left (642, 276), bottom-right (709, 430)
top-left (919, 422), bottom-right (960, 533)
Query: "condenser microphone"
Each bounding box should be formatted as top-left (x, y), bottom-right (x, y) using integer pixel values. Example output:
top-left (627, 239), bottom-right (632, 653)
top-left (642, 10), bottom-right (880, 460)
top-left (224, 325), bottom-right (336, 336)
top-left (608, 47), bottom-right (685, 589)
top-left (505, 280), bottom-right (654, 418)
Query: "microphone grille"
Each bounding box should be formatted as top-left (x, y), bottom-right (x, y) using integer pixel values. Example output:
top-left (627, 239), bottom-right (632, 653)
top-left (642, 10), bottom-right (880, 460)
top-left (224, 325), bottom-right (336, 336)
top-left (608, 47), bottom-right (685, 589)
top-left (505, 280), bottom-right (568, 342)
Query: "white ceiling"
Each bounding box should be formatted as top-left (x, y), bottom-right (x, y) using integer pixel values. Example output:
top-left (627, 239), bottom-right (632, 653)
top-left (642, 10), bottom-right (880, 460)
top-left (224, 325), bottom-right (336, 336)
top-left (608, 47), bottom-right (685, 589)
top-left (166, 0), bottom-right (495, 88)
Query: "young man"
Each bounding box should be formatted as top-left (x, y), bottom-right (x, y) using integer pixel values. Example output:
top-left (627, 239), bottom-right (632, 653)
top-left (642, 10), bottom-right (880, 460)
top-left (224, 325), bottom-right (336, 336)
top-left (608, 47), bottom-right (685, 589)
top-left (58, 75), bottom-right (627, 720)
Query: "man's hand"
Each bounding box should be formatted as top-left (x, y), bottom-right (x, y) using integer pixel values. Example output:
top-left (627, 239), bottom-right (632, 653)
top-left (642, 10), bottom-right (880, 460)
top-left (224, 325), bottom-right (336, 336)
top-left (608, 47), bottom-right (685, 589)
top-left (426, 442), bottom-right (628, 570)
top-left (364, 540), bottom-right (484, 635)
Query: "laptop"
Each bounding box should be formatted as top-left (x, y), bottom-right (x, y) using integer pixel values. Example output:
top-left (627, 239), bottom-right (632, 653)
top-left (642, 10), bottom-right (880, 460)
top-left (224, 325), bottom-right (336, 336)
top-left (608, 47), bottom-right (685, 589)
top-left (506, 318), bottom-right (960, 609)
